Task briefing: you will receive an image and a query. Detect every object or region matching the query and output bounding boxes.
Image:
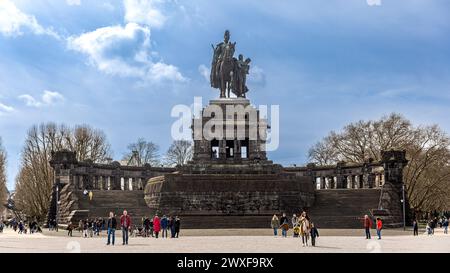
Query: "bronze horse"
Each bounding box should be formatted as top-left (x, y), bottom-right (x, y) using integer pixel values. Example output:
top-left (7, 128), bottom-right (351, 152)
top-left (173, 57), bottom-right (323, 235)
top-left (218, 42), bottom-right (236, 98)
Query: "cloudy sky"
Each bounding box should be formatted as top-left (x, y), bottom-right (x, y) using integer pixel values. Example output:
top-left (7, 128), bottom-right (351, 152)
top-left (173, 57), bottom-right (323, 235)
top-left (1, 0), bottom-right (450, 189)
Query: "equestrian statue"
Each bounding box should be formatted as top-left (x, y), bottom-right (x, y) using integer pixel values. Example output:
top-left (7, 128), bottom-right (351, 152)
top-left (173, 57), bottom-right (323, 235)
top-left (210, 30), bottom-right (251, 98)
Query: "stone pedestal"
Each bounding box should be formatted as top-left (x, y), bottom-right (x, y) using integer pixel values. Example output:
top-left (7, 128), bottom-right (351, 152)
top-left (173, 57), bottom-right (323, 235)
top-left (145, 98), bottom-right (315, 228)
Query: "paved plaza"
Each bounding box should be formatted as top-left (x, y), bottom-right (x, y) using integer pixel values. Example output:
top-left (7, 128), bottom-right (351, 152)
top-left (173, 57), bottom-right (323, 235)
top-left (0, 228), bottom-right (449, 253)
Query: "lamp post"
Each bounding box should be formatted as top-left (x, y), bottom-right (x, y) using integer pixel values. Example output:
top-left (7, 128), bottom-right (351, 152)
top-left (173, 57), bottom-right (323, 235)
top-left (401, 184), bottom-right (406, 231)
top-left (55, 184), bottom-right (59, 232)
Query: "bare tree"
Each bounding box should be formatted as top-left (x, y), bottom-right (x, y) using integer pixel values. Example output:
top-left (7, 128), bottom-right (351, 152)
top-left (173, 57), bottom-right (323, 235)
top-left (14, 123), bottom-right (112, 220)
top-left (122, 138), bottom-right (160, 166)
top-left (165, 140), bottom-right (193, 167)
top-left (308, 113), bottom-right (450, 213)
top-left (0, 137), bottom-right (8, 214)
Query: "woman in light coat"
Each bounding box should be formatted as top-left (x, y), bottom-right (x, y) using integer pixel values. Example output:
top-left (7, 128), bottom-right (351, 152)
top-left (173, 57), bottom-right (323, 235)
top-left (299, 212), bottom-right (311, 247)
top-left (270, 215), bottom-right (279, 236)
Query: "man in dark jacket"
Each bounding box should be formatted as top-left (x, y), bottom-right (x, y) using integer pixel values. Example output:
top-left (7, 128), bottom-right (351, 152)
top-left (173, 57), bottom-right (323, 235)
top-left (174, 216), bottom-right (181, 238)
top-left (279, 213), bottom-right (289, 238)
top-left (107, 212), bottom-right (117, 245)
top-left (310, 223), bottom-right (319, 247)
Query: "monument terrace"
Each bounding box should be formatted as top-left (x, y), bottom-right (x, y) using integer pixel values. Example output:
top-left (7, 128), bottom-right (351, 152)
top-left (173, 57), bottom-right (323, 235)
top-left (47, 31), bottom-right (408, 229)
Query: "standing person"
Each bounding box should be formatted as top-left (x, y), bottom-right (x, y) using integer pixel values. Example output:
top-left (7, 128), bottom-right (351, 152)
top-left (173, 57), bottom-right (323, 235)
top-left (153, 215), bottom-right (161, 238)
top-left (161, 215), bottom-right (168, 238)
top-left (413, 220), bottom-right (419, 236)
top-left (170, 216), bottom-right (176, 238)
top-left (67, 222), bottom-right (73, 237)
top-left (279, 213), bottom-right (289, 238)
top-left (149, 218), bottom-right (154, 237)
top-left (430, 219), bottom-right (436, 235)
top-left (89, 190), bottom-right (93, 201)
top-left (443, 218), bottom-right (449, 234)
top-left (120, 210), bottom-right (132, 245)
top-left (376, 218), bottom-right (382, 240)
top-left (143, 217), bottom-right (150, 237)
top-left (299, 212), bottom-right (311, 247)
top-left (270, 215), bottom-right (279, 237)
top-left (78, 220), bottom-right (83, 233)
top-left (83, 219), bottom-right (88, 238)
top-left (107, 212), bottom-right (117, 246)
top-left (363, 215), bottom-right (372, 239)
top-left (291, 214), bottom-right (298, 229)
top-left (174, 216), bottom-right (181, 238)
top-left (310, 223), bottom-right (319, 247)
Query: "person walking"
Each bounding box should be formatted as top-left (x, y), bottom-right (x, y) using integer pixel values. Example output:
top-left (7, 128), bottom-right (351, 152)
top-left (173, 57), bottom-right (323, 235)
top-left (376, 217), bottom-right (382, 240)
top-left (107, 212), bottom-right (117, 245)
top-left (161, 215), bottom-right (168, 238)
top-left (363, 215), bottom-right (372, 239)
top-left (413, 220), bottom-right (419, 236)
top-left (153, 215), bottom-right (161, 238)
top-left (88, 190), bottom-right (93, 201)
top-left (174, 216), bottom-right (181, 238)
top-left (279, 213), bottom-right (289, 238)
top-left (120, 210), bottom-right (132, 245)
top-left (299, 212), bottom-right (311, 247)
top-left (271, 215), bottom-right (279, 237)
top-left (443, 218), bottom-right (449, 234)
top-left (310, 223), bottom-right (319, 247)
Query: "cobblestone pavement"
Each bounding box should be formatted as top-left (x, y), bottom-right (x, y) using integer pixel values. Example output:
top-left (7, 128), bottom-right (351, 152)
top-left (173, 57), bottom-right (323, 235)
top-left (0, 228), bottom-right (449, 253)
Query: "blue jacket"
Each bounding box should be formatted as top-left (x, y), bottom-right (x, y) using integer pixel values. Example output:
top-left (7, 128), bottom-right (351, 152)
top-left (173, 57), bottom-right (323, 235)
top-left (161, 217), bottom-right (168, 229)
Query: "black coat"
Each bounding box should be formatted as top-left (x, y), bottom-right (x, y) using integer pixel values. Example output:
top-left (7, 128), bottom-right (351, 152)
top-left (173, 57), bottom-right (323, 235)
top-left (107, 217), bottom-right (117, 229)
top-left (310, 227), bottom-right (319, 238)
top-left (174, 220), bottom-right (181, 231)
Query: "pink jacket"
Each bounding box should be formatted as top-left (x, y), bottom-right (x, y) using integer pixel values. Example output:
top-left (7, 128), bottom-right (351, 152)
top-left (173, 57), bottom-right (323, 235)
top-left (153, 216), bottom-right (161, 232)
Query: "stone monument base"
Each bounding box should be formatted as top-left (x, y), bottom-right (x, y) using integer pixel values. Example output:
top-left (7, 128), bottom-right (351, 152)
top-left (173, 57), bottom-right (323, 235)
top-left (144, 162), bottom-right (315, 228)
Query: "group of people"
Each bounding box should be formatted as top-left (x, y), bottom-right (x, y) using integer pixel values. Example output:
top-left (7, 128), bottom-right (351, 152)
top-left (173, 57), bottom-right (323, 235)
top-left (67, 218), bottom-right (106, 237)
top-left (66, 210), bottom-right (182, 246)
top-left (271, 212), bottom-right (319, 247)
top-left (425, 217), bottom-right (449, 235)
top-left (142, 215), bottom-right (181, 239)
top-left (1, 218), bottom-right (42, 234)
top-left (363, 215), bottom-right (383, 240)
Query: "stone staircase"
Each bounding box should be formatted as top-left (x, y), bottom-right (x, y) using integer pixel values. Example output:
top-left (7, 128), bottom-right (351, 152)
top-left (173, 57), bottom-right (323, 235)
top-left (307, 189), bottom-right (382, 229)
top-left (67, 190), bottom-right (153, 226)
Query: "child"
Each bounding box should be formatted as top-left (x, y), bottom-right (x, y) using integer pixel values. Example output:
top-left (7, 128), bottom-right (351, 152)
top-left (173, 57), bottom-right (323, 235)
top-left (293, 225), bottom-right (300, 238)
top-left (310, 223), bottom-right (319, 247)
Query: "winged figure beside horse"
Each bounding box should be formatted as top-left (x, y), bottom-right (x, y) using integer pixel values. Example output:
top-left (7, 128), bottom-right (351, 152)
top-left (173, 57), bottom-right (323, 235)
top-left (210, 30), bottom-right (252, 98)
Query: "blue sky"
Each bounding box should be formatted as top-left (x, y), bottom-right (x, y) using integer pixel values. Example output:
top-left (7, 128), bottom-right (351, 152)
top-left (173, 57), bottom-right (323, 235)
top-left (1, 0), bottom-right (450, 190)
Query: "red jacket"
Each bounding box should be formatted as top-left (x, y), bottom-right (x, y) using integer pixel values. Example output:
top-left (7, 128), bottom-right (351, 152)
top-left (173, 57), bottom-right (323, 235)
top-left (364, 218), bottom-right (372, 228)
top-left (153, 216), bottom-right (161, 232)
top-left (376, 220), bottom-right (382, 230)
top-left (120, 215), bottom-right (132, 228)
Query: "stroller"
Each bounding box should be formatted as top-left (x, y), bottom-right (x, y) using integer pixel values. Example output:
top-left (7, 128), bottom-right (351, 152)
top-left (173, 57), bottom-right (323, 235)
top-left (131, 225), bottom-right (145, 237)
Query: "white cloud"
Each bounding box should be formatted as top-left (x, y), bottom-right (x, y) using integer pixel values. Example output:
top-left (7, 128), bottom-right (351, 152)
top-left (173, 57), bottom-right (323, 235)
top-left (67, 23), bottom-right (186, 83)
top-left (198, 64), bottom-right (210, 82)
top-left (366, 0), bottom-right (382, 6)
top-left (124, 0), bottom-right (167, 28)
top-left (66, 0), bottom-right (81, 6)
top-left (0, 102), bottom-right (14, 115)
top-left (248, 65), bottom-right (266, 86)
top-left (18, 90), bottom-right (65, 107)
top-left (0, 0), bottom-right (60, 38)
